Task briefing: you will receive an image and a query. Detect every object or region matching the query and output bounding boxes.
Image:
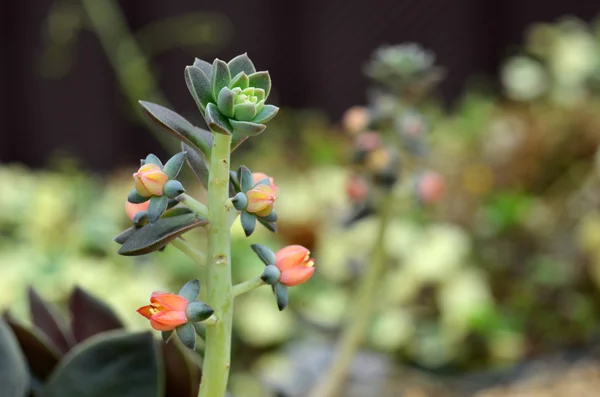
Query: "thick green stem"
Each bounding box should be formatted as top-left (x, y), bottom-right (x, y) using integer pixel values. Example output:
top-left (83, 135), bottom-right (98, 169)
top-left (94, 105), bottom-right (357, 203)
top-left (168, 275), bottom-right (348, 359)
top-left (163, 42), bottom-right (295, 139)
top-left (180, 193), bottom-right (210, 218)
top-left (199, 133), bottom-right (234, 397)
top-left (308, 194), bottom-right (394, 397)
top-left (171, 238), bottom-right (206, 267)
top-left (233, 276), bottom-right (265, 297)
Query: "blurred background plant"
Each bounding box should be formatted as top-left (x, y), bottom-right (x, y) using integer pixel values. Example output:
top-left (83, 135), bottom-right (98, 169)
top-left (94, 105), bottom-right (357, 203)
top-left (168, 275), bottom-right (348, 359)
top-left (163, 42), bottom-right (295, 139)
top-left (4, 0), bottom-right (600, 395)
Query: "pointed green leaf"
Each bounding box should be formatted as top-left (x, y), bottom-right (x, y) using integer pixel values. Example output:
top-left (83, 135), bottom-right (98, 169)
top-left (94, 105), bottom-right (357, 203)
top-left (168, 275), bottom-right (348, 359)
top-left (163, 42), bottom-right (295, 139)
top-left (4, 316), bottom-right (61, 382)
top-left (29, 288), bottom-right (74, 354)
top-left (250, 244), bottom-right (276, 266)
top-left (240, 211), bottom-right (256, 237)
top-left (217, 87), bottom-right (235, 118)
top-left (229, 72), bottom-right (249, 90)
top-left (233, 103), bottom-right (257, 122)
top-left (162, 152), bottom-right (186, 179)
top-left (178, 280), bottom-right (200, 302)
top-left (144, 154), bottom-right (163, 167)
top-left (273, 283), bottom-right (288, 311)
top-left (148, 195), bottom-right (168, 224)
top-left (118, 213), bottom-right (208, 256)
top-left (193, 58), bottom-right (212, 78)
top-left (253, 105), bottom-right (279, 124)
top-left (191, 127), bottom-right (213, 159)
top-left (0, 318), bottom-right (29, 397)
top-left (69, 287), bottom-right (124, 343)
top-left (205, 103), bottom-right (233, 135)
top-left (162, 207), bottom-right (193, 218)
top-left (259, 209), bottom-right (278, 223)
top-left (40, 331), bottom-right (160, 397)
top-left (185, 66), bottom-right (212, 115)
top-left (175, 323), bottom-right (196, 350)
top-left (185, 302), bottom-right (214, 323)
top-left (239, 166), bottom-right (254, 192)
top-left (248, 71), bottom-right (271, 98)
top-left (138, 101), bottom-right (212, 154)
top-left (211, 59), bottom-right (231, 102)
top-left (230, 120), bottom-right (266, 138)
top-left (228, 53), bottom-right (256, 76)
top-left (257, 218), bottom-right (277, 233)
top-left (183, 143), bottom-right (209, 189)
top-left (128, 189), bottom-right (150, 204)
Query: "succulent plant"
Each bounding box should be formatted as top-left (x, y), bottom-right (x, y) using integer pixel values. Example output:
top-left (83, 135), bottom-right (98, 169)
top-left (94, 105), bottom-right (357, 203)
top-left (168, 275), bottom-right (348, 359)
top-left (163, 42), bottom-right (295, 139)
top-left (1, 287), bottom-right (202, 397)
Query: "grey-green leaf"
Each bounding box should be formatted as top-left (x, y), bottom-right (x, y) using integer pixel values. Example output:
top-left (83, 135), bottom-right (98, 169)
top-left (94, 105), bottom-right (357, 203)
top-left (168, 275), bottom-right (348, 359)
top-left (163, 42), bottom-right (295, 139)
top-left (217, 87), bottom-right (235, 118)
top-left (253, 105), bottom-right (279, 124)
top-left (148, 195), bottom-right (168, 224)
top-left (248, 71), bottom-right (271, 98)
top-left (228, 53), bottom-right (256, 76)
top-left (40, 331), bottom-right (160, 397)
top-left (233, 103), bottom-right (257, 122)
top-left (240, 211), bottom-right (256, 237)
top-left (205, 103), bottom-right (233, 135)
top-left (118, 213), bottom-right (208, 256)
top-left (250, 244), bottom-right (276, 266)
top-left (178, 280), bottom-right (200, 302)
top-left (211, 59), bottom-right (231, 102)
top-left (273, 283), bottom-right (289, 311)
top-left (144, 154), bottom-right (163, 167)
top-left (257, 218), bottom-right (277, 233)
top-left (229, 72), bottom-right (249, 90)
top-left (0, 318), bottom-right (29, 397)
top-left (193, 58), bottom-right (212, 78)
top-left (185, 66), bottom-right (212, 115)
top-left (239, 165), bottom-right (254, 193)
top-left (230, 120), bottom-right (266, 138)
top-left (162, 152), bottom-right (186, 179)
top-left (183, 142), bottom-right (210, 189)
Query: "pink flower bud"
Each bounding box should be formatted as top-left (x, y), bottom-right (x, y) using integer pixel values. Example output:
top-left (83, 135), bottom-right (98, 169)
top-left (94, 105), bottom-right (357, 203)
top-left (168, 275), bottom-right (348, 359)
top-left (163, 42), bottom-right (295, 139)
top-left (355, 131), bottom-right (381, 152)
top-left (416, 171), bottom-right (445, 204)
top-left (245, 184), bottom-right (276, 217)
top-left (252, 172), bottom-right (279, 195)
top-left (275, 245), bottom-right (315, 286)
top-left (342, 106), bottom-right (369, 135)
top-left (133, 164), bottom-right (168, 197)
top-left (126, 200), bottom-right (150, 221)
top-left (137, 292), bottom-right (188, 331)
top-left (346, 175), bottom-right (369, 202)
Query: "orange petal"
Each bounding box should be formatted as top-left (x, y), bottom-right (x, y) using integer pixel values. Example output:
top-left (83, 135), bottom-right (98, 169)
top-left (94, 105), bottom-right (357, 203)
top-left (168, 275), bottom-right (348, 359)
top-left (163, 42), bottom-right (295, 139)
top-left (137, 305), bottom-right (154, 320)
top-left (151, 292), bottom-right (188, 311)
top-left (150, 310), bottom-right (187, 330)
top-left (275, 245), bottom-right (310, 270)
top-left (141, 171), bottom-right (168, 196)
top-left (280, 266), bottom-right (315, 287)
top-left (134, 176), bottom-right (153, 197)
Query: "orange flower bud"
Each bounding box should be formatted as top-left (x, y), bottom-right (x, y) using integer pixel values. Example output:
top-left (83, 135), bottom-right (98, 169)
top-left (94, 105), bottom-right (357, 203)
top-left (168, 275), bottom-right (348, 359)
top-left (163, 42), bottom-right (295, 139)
top-left (416, 171), bottom-right (445, 204)
top-left (126, 200), bottom-right (150, 221)
top-left (245, 184), bottom-right (276, 217)
top-left (252, 172), bottom-right (279, 195)
top-left (133, 164), bottom-right (168, 197)
top-left (275, 245), bottom-right (315, 286)
top-left (137, 292), bottom-right (188, 331)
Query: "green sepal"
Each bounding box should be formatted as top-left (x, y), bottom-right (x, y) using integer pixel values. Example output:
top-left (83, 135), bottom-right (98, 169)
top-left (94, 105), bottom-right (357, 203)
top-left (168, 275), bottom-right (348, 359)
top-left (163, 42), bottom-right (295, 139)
top-left (132, 211), bottom-right (149, 226)
top-left (192, 58), bottom-right (212, 78)
top-left (163, 180), bottom-right (185, 199)
top-left (162, 152), bottom-right (186, 179)
top-left (257, 218), bottom-right (277, 233)
top-left (253, 88), bottom-right (266, 102)
top-left (261, 265), bottom-right (281, 285)
top-left (175, 323), bottom-right (196, 351)
top-left (185, 66), bottom-right (212, 115)
top-left (228, 53), bottom-right (256, 76)
top-left (229, 72), bottom-right (249, 90)
top-left (217, 87), bottom-right (235, 118)
top-left (231, 192), bottom-right (248, 211)
top-left (178, 280), bottom-right (200, 302)
top-left (162, 330), bottom-right (174, 343)
top-left (143, 153), bottom-right (163, 167)
top-left (259, 210), bottom-right (278, 223)
top-left (191, 323), bottom-right (206, 341)
top-left (127, 189), bottom-right (150, 204)
top-left (273, 283), bottom-right (288, 311)
top-left (113, 227), bottom-right (136, 245)
top-left (230, 120), bottom-right (266, 137)
top-left (233, 103), bottom-right (257, 122)
top-left (185, 302), bottom-right (214, 323)
top-left (253, 105), bottom-right (279, 124)
top-left (240, 211), bottom-right (256, 237)
top-left (254, 177), bottom-right (270, 186)
top-left (250, 244), bottom-right (276, 266)
top-left (148, 195), bottom-right (168, 224)
top-left (118, 213), bottom-right (208, 256)
top-left (211, 59), bottom-right (231, 102)
top-left (205, 103), bottom-right (233, 135)
top-left (248, 71), bottom-right (271, 98)
top-left (239, 166), bottom-right (254, 192)
top-left (162, 207), bottom-right (193, 218)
